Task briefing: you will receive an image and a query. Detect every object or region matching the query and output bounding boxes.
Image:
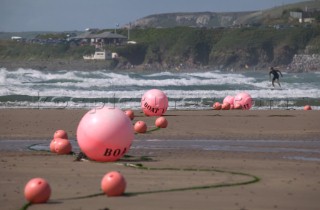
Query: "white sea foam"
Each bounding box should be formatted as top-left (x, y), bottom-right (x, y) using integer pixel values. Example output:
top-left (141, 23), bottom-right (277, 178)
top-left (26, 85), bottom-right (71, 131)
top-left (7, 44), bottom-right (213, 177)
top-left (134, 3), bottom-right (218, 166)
top-left (1, 68), bottom-right (320, 109)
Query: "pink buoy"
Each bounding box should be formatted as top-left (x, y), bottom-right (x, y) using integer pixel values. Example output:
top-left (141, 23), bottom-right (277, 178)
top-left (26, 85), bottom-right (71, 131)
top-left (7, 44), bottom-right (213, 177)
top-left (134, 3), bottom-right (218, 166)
top-left (213, 102), bottom-right (222, 110)
top-left (124, 109), bottom-right (134, 120)
top-left (77, 107), bottom-right (134, 162)
top-left (53, 129), bottom-right (68, 139)
top-left (141, 89), bottom-right (168, 116)
top-left (54, 138), bottom-right (72, 155)
top-left (234, 92), bottom-right (253, 110)
top-left (234, 103), bottom-right (242, 110)
top-left (49, 139), bottom-right (56, 153)
top-left (24, 178), bottom-right (51, 204)
top-left (221, 102), bottom-right (230, 110)
top-left (101, 171), bottom-right (126, 197)
top-left (134, 121), bottom-right (147, 133)
top-left (155, 116), bottom-right (168, 128)
top-left (223, 95), bottom-right (234, 106)
top-left (304, 105), bottom-right (312, 110)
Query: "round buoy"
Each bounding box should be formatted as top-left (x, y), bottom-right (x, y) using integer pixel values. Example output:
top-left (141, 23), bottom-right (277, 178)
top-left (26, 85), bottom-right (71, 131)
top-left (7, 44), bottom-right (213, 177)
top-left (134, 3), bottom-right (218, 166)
top-left (223, 95), bottom-right (234, 106)
top-left (304, 105), bottom-right (312, 110)
top-left (124, 109), bottom-right (134, 120)
top-left (155, 116), bottom-right (168, 128)
top-left (213, 102), bottom-right (222, 110)
top-left (134, 121), bottom-right (147, 133)
top-left (49, 139), bottom-right (56, 153)
top-left (24, 178), bottom-right (51, 204)
top-left (101, 171), bottom-right (126, 196)
top-left (221, 102), bottom-right (231, 110)
top-left (234, 92), bottom-right (253, 110)
top-left (77, 107), bottom-right (134, 162)
top-left (234, 103), bottom-right (242, 110)
top-left (141, 89), bottom-right (168, 116)
top-left (53, 130), bottom-right (68, 139)
top-left (54, 138), bottom-right (72, 155)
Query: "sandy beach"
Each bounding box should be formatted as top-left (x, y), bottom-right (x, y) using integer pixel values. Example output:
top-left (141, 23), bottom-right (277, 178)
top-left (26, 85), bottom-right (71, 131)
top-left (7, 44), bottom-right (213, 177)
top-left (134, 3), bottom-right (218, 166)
top-left (1, 109), bottom-right (320, 210)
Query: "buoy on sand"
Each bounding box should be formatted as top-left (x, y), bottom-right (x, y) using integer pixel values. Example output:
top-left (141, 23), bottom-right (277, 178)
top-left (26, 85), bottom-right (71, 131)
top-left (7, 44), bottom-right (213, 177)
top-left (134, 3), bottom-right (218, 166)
top-left (221, 102), bottom-right (231, 110)
top-left (54, 138), bottom-right (72, 155)
top-left (77, 107), bottom-right (134, 162)
top-left (101, 171), bottom-right (126, 196)
top-left (155, 116), bottom-right (168, 128)
top-left (134, 121), bottom-right (147, 133)
top-left (24, 178), bottom-right (51, 204)
top-left (234, 92), bottom-right (253, 110)
top-left (223, 95), bottom-right (234, 106)
top-left (141, 89), bottom-right (168, 116)
top-left (213, 102), bottom-right (222, 110)
top-left (304, 105), bottom-right (312, 110)
top-left (53, 130), bottom-right (68, 139)
top-left (124, 109), bottom-right (134, 120)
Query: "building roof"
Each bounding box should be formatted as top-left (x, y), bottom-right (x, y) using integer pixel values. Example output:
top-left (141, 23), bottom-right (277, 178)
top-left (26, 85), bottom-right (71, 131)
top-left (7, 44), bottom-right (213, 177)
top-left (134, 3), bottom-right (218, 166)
top-left (73, 31), bottom-right (127, 39)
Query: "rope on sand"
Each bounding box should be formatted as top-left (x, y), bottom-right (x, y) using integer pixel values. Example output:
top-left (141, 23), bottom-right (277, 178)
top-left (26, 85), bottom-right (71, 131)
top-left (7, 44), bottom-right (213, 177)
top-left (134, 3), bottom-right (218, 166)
top-left (21, 149), bottom-right (260, 209)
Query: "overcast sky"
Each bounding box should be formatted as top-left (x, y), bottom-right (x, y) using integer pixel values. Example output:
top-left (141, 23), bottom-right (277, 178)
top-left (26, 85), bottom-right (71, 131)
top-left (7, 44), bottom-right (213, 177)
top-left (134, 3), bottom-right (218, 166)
top-left (1, 0), bottom-right (306, 32)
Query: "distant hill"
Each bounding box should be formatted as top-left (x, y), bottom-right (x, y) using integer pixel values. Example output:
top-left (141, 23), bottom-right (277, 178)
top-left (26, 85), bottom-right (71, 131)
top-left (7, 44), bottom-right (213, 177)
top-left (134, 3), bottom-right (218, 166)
top-left (126, 1), bottom-right (320, 28)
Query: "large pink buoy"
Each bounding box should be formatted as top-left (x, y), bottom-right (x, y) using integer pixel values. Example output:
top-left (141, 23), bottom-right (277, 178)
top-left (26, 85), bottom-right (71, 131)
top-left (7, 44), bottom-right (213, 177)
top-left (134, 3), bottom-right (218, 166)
top-left (53, 130), bottom-right (68, 139)
top-left (54, 138), bottom-right (72, 155)
top-left (24, 178), bottom-right (51, 204)
top-left (234, 92), bottom-right (253, 110)
top-left (77, 107), bottom-right (134, 162)
top-left (304, 105), bottom-right (312, 110)
top-left (101, 171), bottom-right (126, 196)
top-left (141, 89), bottom-right (168, 116)
top-left (134, 121), bottom-right (147, 133)
top-left (223, 95), bottom-right (234, 106)
top-left (213, 102), bottom-right (222, 110)
top-left (155, 116), bottom-right (168, 128)
top-left (124, 109), bottom-right (134, 120)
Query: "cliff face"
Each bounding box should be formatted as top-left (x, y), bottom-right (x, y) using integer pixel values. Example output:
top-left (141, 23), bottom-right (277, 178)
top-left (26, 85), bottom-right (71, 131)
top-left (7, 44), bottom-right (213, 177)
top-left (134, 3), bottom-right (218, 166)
top-left (130, 12), bottom-right (255, 28)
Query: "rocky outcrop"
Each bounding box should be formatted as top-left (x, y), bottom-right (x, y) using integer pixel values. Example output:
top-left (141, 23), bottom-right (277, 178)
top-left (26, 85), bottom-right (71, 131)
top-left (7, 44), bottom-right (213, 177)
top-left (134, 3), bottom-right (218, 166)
top-left (288, 54), bottom-right (320, 72)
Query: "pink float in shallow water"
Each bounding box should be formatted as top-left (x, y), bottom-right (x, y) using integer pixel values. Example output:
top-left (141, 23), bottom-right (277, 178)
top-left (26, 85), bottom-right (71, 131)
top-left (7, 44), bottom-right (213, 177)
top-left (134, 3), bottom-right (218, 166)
top-left (234, 92), bottom-right (253, 110)
top-left (77, 107), bottom-right (134, 162)
top-left (141, 89), bottom-right (168, 116)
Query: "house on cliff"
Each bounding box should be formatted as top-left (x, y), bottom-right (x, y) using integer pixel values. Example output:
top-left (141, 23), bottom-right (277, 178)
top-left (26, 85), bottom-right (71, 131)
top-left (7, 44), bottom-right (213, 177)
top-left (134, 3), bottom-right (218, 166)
top-left (70, 31), bottom-right (127, 47)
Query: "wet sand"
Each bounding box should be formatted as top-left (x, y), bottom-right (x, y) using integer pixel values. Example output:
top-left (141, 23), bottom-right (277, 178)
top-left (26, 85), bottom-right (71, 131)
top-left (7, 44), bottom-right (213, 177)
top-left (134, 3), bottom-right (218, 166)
top-left (0, 109), bottom-right (320, 210)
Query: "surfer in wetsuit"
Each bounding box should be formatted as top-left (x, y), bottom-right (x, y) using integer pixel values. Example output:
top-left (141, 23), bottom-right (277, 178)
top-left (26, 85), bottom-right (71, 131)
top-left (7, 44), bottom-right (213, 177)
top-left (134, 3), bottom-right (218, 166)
top-left (269, 67), bottom-right (283, 87)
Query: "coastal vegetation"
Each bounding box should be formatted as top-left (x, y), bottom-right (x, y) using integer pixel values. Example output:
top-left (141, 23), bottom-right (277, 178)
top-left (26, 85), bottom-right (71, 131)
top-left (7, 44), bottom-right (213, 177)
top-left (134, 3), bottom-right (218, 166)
top-left (1, 25), bottom-right (320, 71)
top-left (0, 0), bottom-right (319, 71)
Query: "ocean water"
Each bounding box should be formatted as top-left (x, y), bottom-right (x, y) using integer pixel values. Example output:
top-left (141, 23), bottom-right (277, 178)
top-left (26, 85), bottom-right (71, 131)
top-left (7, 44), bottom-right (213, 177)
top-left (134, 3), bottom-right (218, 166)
top-left (0, 68), bottom-right (319, 110)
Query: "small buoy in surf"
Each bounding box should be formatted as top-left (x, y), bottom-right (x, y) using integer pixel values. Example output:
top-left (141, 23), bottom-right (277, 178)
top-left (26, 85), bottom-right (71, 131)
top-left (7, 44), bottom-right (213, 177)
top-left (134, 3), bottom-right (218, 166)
top-left (155, 116), bottom-right (168, 128)
top-left (134, 121), bottom-right (147, 133)
top-left (124, 109), bottom-right (134, 120)
top-left (221, 102), bottom-right (231, 110)
top-left (24, 178), bottom-right (51, 204)
top-left (223, 95), bottom-right (234, 107)
top-left (53, 130), bottom-right (68, 139)
top-left (234, 92), bottom-right (253, 110)
top-left (54, 138), bottom-right (72, 155)
top-left (141, 89), bottom-right (168, 116)
top-left (213, 102), bottom-right (222, 110)
top-left (304, 105), bottom-right (312, 110)
top-left (77, 107), bottom-right (134, 162)
top-left (101, 171), bottom-right (126, 196)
